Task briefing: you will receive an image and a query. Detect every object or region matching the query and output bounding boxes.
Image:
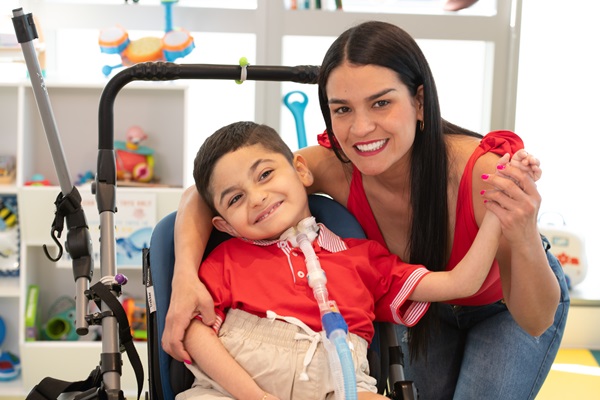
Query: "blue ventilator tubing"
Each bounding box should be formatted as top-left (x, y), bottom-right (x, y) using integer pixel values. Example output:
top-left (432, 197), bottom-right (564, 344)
top-left (323, 312), bottom-right (358, 400)
top-left (281, 217), bottom-right (358, 400)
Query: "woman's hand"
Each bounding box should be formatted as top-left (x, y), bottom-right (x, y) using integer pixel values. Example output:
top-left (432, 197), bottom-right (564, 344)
top-left (481, 151), bottom-right (560, 336)
top-left (162, 272), bottom-right (216, 363)
top-left (482, 150), bottom-right (541, 242)
top-left (163, 186), bottom-right (218, 362)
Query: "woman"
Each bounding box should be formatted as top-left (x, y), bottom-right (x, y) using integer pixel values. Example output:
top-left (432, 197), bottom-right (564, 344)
top-left (164, 21), bottom-right (569, 399)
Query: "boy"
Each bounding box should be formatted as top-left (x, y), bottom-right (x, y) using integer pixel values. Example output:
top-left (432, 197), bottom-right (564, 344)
top-left (177, 121), bottom-right (536, 400)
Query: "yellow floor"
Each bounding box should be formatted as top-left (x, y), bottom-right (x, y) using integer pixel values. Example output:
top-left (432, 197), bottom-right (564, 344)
top-left (1, 349), bottom-right (598, 400)
top-left (536, 349), bottom-right (600, 399)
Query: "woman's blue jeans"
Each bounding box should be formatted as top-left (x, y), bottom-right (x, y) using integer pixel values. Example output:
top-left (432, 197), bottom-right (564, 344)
top-left (396, 238), bottom-right (570, 400)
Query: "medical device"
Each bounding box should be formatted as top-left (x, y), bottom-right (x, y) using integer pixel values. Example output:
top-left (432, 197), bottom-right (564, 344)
top-left (281, 217), bottom-right (357, 400)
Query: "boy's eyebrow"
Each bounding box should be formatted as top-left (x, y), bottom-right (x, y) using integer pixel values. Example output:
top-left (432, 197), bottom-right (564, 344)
top-left (328, 88), bottom-right (396, 105)
top-left (217, 158), bottom-right (274, 206)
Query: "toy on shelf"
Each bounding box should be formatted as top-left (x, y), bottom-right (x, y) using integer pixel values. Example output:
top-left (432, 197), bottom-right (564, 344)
top-left (41, 296), bottom-right (78, 341)
top-left (0, 315), bottom-right (21, 381)
top-left (115, 125), bottom-right (155, 184)
top-left (0, 156), bottom-right (15, 184)
top-left (122, 296), bottom-right (147, 341)
top-left (0, 194), bottom-right (19, 277)
top-left (74, 170), bottom-right (95, 186)
top-left (99, 0), bottom-right (195, 77)
top-left (24, 173), bottom-right (51, 186)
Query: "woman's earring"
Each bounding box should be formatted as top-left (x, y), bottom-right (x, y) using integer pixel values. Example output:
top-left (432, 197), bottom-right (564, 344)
top-left (419, 120), bottom-right (425, 132)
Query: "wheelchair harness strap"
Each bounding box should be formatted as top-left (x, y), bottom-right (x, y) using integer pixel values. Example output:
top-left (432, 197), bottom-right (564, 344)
top-left (26, 281), bottom-right (144, 400)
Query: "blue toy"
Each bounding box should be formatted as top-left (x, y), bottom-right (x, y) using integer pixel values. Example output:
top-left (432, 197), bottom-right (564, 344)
top-left (283, 90), bottom-right (309, 148)
top-left (0, 316), bottom-right (21, 381)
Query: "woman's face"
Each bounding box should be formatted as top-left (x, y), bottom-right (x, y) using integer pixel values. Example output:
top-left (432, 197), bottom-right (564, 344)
top-left (325, 62), bottom-right (423, 176)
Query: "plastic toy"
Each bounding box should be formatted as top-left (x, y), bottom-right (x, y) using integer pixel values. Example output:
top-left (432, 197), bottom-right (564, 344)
top-left (42, 296), bottom-right (78, 341)
top-left (0, 197), bottom-right (16, 230)
top-left (25, 285), bottom-right (39, 341)
top-left (99, 0), bottom-right (194, 77)
top-left (0, 316), bottom-right (21, 381)
top-left (0, 155), bottom-right (15, 184)
top-left (122, 297), bottom-right (147, 341)
top-left (283, 90), bottom-right (309, 148)
top-left (74, 170), bottom-right (95, 186)
top-left (115, 125), bottom-right (155, 183)
top-left (24, 173), bottom-right (51, 186)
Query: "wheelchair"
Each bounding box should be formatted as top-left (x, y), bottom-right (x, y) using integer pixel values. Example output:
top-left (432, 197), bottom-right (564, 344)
top-left (144, 194), bottom-right (418, 400)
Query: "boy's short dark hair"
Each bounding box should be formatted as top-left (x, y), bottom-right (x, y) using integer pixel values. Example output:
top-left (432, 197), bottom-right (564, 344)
top-left (193, 121), bottom-right (294, 214)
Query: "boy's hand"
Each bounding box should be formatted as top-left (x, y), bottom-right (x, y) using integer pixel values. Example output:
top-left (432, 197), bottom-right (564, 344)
top-left (496, 150), bottom-right (542, 181)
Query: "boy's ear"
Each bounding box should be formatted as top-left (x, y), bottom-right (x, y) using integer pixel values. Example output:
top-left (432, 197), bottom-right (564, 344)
top-left (293, 154), bottom-right (314, 187)
top-left (212, 216), bottom-right (240, 237)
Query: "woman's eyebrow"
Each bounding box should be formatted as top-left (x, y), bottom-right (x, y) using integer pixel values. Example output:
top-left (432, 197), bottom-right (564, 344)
top-left (328, 88), bottom-right (396, 105)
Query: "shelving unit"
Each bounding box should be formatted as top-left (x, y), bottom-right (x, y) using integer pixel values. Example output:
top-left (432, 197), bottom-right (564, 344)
top-left (1, 0), bottom-right (522, 397)
top-left (1, 79), bottom-right (187, 396)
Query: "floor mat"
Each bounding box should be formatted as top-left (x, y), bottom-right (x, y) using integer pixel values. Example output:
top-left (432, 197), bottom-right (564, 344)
top-left (537, 349), bottom-right (600, 399)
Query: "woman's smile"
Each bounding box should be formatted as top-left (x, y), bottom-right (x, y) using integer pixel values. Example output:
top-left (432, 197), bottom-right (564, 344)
top-left (354, 139), bottom-right (388, 154)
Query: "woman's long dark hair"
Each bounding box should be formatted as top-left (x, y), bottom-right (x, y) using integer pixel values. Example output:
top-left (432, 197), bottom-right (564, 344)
top-left (317, 20), bottom-right (481, 360)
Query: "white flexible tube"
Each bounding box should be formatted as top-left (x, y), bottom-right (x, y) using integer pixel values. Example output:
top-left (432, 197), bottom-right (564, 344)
top-left (280, 218), bottom-right (358, 399)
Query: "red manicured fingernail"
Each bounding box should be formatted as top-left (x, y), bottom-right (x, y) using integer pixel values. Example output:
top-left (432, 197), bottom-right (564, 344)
top-left (480, 190), bottom-right (486, 195)
top-left (184, 359), bottom-right (192, 365)
top-left (497, 164), bottom-right (506, 170)
top-left (481, 174), bottom-right (490, 180)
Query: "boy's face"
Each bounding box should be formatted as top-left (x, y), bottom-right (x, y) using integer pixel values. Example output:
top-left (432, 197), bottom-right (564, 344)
top-left (210, 144), bottom-right (313, 241)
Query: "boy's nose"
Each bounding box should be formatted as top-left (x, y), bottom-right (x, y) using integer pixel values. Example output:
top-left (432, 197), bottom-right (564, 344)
top-left (249, 190), bottom-right (267, 207)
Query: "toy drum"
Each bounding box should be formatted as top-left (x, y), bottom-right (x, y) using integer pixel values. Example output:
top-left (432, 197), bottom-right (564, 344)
top-left (162, 29), bottom-right (194, 62)
top-left (99, 25), bottom-right (130, 55)
top-left (123, 36), bottom-right (165, 65)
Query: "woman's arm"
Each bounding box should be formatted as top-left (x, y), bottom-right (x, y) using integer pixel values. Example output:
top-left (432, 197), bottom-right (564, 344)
top-left (162, 186), bottom-right (217, 362)
top-left (475, 153), bottom-right (560, 337)
top-left (410, 210), bottom-right (501, 301)
top-left (184, 319), bottom-right (279, 400)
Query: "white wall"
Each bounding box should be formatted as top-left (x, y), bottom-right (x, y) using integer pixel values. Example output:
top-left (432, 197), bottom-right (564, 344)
top-left (516, 0), bottom-right (598, 295)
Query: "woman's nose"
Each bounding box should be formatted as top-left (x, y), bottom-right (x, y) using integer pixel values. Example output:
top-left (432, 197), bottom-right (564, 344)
top-left (350, 110), bottom-right (375, 137)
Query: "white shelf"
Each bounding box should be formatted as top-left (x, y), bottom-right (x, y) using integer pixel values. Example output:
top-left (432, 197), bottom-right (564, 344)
top-left (0, 277), bottom-right (20, 297)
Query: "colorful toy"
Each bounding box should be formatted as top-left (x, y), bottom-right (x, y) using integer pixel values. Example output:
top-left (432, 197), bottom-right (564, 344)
top-left (0, 316), bottom-right (21, 381)
top-left (24, 173), bottom-right (51, 186)
top-left (74, 170), bottom-right (95, 186)
top-left (0, 198), bottom-right (17, 230)
top-left (99, 0), bottom-right (195, 77)
top-left (25, 285), bottom-right (39, 342)
top-left (122, 297), bottom-right (147, 341)
top-left (115, 125), bottom-right (155, 183)
top-left (0, 155), bottom-right (15, 184)
top-left (42, 296), bottom-right (78, 341)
